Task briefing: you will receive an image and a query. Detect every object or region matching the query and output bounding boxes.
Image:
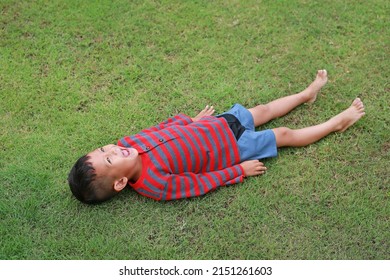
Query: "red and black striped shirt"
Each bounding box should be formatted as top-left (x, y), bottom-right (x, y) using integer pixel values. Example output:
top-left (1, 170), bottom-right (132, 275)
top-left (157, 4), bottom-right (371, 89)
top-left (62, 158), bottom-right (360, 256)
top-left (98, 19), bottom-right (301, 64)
top-left (118, 114), bottom-right (244, 200)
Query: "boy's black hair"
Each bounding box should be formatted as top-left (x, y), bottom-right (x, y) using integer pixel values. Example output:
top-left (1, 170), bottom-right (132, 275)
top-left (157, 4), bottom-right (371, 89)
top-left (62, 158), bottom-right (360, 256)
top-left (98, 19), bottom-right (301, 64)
top-left (68, 155), bottom-right (113, 204)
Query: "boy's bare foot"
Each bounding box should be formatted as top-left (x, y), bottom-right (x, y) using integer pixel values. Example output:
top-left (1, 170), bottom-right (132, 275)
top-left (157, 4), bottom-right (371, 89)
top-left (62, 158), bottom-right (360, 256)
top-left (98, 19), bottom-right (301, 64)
top-left (307, 69), bottom-right (328, 103)
top-left (333, 98), bottom-right (365, 132)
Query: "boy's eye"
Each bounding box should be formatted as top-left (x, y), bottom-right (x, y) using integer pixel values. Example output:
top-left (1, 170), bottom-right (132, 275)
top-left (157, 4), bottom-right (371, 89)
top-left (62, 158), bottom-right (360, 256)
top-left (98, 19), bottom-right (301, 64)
top-left (107, 157), bottom-right (112, 164)
top-left (100, 148), bottom-right (105, 152)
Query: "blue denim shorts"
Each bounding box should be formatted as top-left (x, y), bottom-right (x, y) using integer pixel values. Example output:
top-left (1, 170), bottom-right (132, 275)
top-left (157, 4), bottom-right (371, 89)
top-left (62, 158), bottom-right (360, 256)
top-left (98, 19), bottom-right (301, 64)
top-left (222, 103), bottom-right (278, 161)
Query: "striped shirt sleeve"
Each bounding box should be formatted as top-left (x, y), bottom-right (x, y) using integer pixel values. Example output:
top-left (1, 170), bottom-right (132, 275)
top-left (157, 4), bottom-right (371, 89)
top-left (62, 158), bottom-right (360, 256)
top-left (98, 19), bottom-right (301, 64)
top-left (161, 164), bottom-right (245, 200)
top-left (140, 114), bottom-right (192, 133)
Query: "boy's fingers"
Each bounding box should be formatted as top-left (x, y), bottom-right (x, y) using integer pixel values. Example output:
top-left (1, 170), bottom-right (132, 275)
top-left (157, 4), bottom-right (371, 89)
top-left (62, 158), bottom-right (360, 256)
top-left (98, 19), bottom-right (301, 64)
top-left (256, 163), bottom-right (267, 170)
top-left (203, 105), bottom-right (214, 115)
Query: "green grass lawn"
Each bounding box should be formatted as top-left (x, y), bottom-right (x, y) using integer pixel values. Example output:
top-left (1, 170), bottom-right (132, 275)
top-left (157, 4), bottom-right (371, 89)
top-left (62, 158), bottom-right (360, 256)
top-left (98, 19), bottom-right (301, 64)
top-left (1, 0), bottom-right (389, 259)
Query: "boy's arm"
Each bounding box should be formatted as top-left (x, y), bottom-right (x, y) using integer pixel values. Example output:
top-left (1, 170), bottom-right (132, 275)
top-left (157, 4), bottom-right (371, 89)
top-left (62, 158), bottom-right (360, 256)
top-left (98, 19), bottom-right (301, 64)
top-left (140, 114), bottom-right (193, 133)
top-left (140, 106), bottom-right (215, 133)
top-left (191, 105), bottom-right (215, 122)
top-left (161, 164), bottom-right (245, 200)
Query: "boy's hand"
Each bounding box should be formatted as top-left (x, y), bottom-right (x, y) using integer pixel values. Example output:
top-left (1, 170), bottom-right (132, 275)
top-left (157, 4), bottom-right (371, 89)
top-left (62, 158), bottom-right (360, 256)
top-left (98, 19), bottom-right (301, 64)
top-left (240, 160), bottom-right (267, 177)
top-left (191, 105), bottom-right (215, 122)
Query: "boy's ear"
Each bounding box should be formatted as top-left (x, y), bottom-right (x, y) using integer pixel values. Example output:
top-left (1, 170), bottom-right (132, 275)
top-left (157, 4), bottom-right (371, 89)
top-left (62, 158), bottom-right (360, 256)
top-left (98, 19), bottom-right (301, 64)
top-left (113, 177), bottom-right (128, 192)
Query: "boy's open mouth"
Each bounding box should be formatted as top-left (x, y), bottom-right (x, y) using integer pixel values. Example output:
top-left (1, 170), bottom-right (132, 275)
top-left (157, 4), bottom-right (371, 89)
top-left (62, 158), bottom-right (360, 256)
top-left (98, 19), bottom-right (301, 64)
top-left (121, 148), bottom-right (130, 157)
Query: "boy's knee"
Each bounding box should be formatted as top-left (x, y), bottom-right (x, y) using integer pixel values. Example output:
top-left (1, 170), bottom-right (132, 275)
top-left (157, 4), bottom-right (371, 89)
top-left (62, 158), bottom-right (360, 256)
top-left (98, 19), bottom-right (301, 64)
top-left (275, 127), bottom-right (292, 137)
top-left (258, 104), bottom-right (274, 120)
top-left (272, 127), bottom-right (293, 147)
top-left (260, 104), bottom-right (271, 115)
top-left (249, 104), bottom-right (270, 117)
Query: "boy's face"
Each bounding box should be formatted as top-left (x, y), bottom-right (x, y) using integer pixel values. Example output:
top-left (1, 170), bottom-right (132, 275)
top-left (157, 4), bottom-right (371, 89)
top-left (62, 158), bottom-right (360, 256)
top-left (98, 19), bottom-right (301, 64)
top-left (88, 144), bottom-right (139, 182)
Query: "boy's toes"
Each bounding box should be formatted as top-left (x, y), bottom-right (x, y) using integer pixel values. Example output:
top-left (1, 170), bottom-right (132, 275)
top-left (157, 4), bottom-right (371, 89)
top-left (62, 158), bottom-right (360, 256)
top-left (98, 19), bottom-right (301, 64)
top-left (317, 69), bottom-right (327, 77)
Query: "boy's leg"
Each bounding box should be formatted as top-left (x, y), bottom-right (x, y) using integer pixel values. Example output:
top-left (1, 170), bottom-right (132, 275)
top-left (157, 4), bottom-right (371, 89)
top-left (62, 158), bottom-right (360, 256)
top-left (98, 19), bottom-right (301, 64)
top-left (273, 98), bottom-right (365, 147)
top-left (248, 70), bottom-right (328, 127)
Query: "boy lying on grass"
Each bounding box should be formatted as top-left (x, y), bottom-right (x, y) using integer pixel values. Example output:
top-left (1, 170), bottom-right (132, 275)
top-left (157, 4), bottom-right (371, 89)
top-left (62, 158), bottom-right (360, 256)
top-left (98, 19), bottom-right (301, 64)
top-left (68, 70), bottom-right (365, 204)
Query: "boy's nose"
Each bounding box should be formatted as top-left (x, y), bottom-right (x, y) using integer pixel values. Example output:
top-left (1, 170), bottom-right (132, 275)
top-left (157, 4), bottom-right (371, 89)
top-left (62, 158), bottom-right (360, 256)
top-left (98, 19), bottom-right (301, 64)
top-left (109, 147), bottom-right (119, 155)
